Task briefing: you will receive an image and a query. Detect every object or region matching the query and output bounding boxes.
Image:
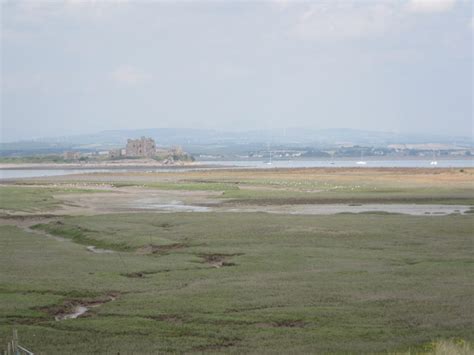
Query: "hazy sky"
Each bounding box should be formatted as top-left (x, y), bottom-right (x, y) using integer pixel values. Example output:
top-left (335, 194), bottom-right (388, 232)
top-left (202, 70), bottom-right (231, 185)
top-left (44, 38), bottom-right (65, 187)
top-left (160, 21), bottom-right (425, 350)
top-left (1, 0), bottom-right (472, 142)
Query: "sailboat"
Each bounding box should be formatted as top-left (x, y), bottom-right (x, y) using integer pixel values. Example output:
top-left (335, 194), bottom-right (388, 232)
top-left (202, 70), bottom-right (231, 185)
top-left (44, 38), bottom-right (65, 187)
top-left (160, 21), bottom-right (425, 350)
top-left (356, 149), bottom-right (367, 165)
top-left (266, 150), bottom-right (273, 165)
top-left (265, 142), bottom-right (273, 165)
top-left (430, 151), bottom-right (438, 166)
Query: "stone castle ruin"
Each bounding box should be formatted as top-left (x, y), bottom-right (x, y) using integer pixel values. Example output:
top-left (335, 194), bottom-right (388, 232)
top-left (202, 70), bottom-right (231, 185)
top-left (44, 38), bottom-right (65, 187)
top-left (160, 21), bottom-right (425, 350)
top-left (125, 137), bottom-right (156, 158)
top-left (107, 136), bottom-right (193, 162)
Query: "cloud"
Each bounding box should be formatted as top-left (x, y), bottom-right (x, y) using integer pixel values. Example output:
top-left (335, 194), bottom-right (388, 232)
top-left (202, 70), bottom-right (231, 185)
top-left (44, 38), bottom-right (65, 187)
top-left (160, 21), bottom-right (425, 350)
top-left (292, 2), bottom-right (401, 41)
top-left (289, 0), bottom-right (464, 42)
top-left (407, 0), bottom-right (456, 13)
top-left (2, 72), bottom-right (46, 93)
top-left (2, 0), bottom-right (130, 25)
top-left (270, 0), bottom-right (292, 11)
top-left (110, 66), bottom-right (150, 86)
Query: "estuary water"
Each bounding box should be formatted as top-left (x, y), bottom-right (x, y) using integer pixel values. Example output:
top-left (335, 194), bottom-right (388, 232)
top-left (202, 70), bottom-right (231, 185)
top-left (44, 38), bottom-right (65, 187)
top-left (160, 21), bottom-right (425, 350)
top-left (208, 159), bottom-right (474, 169)
top-left (0, 169), bottom-right (111, 180)
top-left (0, 159), bottom-right (472, 180)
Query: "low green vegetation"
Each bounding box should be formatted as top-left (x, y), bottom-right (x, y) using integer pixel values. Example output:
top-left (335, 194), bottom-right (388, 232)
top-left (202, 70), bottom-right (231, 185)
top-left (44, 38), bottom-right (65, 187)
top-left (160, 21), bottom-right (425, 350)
top-left (1, 213), bottom-right (472, 353)
top-left (424, 338), bottom-right (473, 355)
top-left (221, 187), bottom-right (474, 205)
top-left (1, 169), bottom-right (472, 353)
top-left (31, 223), bottom-right (133, 252)
top-left (0, 186), bottom-right (98, 212)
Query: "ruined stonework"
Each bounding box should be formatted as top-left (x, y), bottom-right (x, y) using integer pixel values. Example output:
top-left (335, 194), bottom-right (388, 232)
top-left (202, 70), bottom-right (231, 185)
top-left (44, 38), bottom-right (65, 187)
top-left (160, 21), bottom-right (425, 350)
top-left (125, 137), bottom-right (156, 157)
top-left (63, 151), bottom-right (81, 160)
top-left (108, 149), bottom-right (123, 159)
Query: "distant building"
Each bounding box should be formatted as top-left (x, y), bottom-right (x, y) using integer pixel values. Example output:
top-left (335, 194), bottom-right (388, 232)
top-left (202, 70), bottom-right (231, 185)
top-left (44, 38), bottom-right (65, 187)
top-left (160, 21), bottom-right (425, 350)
top-left (108, 149), bottom-right (123, 159)
top-left (125, 137), bottom-right (156, 157)
top-left (63, 151), bottom-right (81, 160)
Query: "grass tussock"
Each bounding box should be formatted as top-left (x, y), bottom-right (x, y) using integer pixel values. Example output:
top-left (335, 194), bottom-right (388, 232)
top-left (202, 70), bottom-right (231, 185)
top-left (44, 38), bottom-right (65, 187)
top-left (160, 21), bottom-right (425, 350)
top-left (31, 223), bottom-right (132, 251)
top-left (397, 339), bottom-right (473, 355)
top-left (430, 339), bottom-right (472, 355)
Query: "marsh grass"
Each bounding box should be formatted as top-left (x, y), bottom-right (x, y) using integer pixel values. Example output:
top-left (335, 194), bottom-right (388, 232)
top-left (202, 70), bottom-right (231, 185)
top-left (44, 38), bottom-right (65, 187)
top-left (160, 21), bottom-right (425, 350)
top-left (0, 186), bottom-right (101, 212)
top-left (430, 339), bottom-right (472, 355)
top-left (394, 339), bottom-right (473, 355)
top-left (1, 213), bottom-right (472, 353)
top-left (1, 169), bottom-right (473, 353)
top-left (31, 223), bottom-right (133, 251)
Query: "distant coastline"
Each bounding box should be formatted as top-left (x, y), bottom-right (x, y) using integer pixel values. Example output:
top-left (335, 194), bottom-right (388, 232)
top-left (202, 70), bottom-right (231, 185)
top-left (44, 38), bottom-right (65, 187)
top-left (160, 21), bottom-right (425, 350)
top-left (0, 160), bottom-right (204, 170)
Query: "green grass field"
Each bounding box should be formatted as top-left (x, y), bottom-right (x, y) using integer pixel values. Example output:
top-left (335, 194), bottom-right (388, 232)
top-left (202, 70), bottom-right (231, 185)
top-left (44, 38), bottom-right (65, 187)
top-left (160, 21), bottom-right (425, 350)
top-left (1, 169), bottom-right (473, 353)
top-left (1, 212), bottom-right (473, 353)
top-left (0, 186), bottom-right (100, 212)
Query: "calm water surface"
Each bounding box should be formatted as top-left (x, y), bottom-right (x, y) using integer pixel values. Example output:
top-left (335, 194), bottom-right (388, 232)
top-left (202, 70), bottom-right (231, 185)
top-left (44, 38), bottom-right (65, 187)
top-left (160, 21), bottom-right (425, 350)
top-left (1, 159), bottom-right (472, 179)
top-left (209, 159), bottom-right (473, 169)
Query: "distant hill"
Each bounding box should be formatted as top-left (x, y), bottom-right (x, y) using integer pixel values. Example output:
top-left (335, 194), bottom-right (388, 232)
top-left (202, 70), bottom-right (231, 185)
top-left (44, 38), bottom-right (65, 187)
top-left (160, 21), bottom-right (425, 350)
top-left (1, 128), bottom-right (472, 156)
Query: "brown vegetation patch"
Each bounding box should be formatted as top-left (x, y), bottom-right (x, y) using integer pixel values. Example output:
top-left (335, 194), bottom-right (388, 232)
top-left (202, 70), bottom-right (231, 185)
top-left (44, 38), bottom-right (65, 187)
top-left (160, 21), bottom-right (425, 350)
top-left (0, 213), bottom-right (63, 228)
top-left (122, 271), bottom-right (146, 278)
top-left (0, 213), bottom-right (58, 220)
top-left (158, 222), bottom-right (173, 228)
top-left (137, 243), bottom-right (187, 255)
top-left (192, 340), bottom-right (239, 352)
top-left (198, 253), bottom-right (242, 268)
top-left (121, 270), bottom-right (162, 278)
top-left (256, 320), bottom-right (306, 328)
top-left (149, 314), bottom-right (187, 325)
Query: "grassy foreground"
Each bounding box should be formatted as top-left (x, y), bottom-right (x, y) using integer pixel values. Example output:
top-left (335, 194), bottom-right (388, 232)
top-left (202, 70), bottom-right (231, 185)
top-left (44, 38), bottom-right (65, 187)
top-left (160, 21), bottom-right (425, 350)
top-left (1, 212), bottom-right (472, 353)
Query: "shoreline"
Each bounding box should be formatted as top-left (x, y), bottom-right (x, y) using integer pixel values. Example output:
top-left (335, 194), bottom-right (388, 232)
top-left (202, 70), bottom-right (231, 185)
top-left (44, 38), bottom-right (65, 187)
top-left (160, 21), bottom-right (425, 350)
top-left (0, 161), bottom-right (211, 170)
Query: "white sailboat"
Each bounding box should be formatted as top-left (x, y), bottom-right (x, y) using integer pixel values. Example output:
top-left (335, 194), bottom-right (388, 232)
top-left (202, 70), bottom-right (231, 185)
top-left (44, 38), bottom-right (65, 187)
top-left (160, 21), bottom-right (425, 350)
top-left (266, 152), bottom-right (273, 165)
top-left (265, 142), bottom-right (273, 165)
top-left (430, 151), bottom-right (438, 166)
top-left (356, 149), bottom-right (367, 165)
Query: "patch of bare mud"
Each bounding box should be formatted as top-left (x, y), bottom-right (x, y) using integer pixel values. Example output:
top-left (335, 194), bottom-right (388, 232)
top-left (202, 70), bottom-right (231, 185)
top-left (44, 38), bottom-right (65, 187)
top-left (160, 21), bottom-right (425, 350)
top-left (219, 204), bottom-right (471, 216)
top-left (121, 266), bottom-right (212, 278)
top-left (198, 253), bottom-right (243, 268)
top-left (53, 187), bottom-right (220, 215)
top-left (131, 199), bottom-right (211, 212)
top-left (137, 243), bottom-right (188, 255)
top-left (255, 320), bottom-right (306, 328)
top-left (42, 293), bottom-right (118, 321)
top-left (122, 271), bottom-right (148, 278)
top-left (0, 214), bottom-right (61, 228)
top-left (86, 245), bottom-right (114, 254)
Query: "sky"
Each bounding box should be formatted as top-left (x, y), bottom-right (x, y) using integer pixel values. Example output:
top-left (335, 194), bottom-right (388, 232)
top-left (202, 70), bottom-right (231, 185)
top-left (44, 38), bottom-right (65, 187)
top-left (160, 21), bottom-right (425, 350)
top-left (1, 0), bottom-right (472, 142)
